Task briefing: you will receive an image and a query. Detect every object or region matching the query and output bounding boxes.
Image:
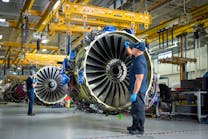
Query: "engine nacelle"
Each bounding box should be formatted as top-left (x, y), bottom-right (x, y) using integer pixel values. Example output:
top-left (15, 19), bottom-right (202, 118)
top-left (73, 31), bottom-right (153, 112)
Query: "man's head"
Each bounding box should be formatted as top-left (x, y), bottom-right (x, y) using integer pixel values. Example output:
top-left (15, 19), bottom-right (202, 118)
top-left (30, 69), bottom-right (35, 77)
top-left (132, 42), bottom-right (146, 56)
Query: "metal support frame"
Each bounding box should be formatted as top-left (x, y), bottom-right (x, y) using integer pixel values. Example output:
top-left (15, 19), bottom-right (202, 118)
top-left (180, 34), bottom-right (185, 80)
top-left (0, 42), bottom-right (58, 51)
top-left (16, 0), bottom-right (35, 28)
top-left (138, 4), bottom-right (208, 42)
top-left (171, 91), bottom-right (208, 123)
top-left (36, 0), bottom-right (65, 33)
top-left (159, 56), bottom-right (196, 64)
top-left (62, 2), bottom-right (151, 31)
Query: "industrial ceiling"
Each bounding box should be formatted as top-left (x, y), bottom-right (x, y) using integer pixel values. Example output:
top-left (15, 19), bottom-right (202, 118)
top-left (0, 0), bottom-right (207, 78)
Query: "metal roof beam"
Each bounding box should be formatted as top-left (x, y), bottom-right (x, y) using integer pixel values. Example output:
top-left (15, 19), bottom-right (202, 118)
top-left (0, 42), bottom-right (58, 51)
top-left (36, 0), bottom-right (65, 33)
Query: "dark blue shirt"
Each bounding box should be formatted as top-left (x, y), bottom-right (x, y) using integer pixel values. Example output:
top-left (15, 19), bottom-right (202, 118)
top-left (129, 55), bottom-right (148, 94)
top-left (26, 77), bottom-right (34, 91)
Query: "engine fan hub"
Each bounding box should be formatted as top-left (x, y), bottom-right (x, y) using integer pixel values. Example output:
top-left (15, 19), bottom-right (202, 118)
top-left (43, 79), bottom-right (57, 91)
top-left (106, 59), bottom-right (127, 82)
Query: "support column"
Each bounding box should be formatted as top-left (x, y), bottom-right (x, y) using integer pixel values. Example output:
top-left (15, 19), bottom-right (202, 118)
top-left (180, 35), bottom-right (185, 80)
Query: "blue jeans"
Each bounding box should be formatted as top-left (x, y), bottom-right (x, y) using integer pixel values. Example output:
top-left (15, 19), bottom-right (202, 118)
top-left (27, 90), bottom-right (34, 114)
top-left (131, 93), bottom-right (145, 132)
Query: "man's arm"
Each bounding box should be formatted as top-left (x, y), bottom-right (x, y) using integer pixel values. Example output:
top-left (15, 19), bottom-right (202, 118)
top-left (133, 74), bottom-right (144, 94)
top-left (32, 82), bottom-right (37, 88)
top-left (123, 41), bottom-right (133, 56)
top-left (125, 47), bottom-right (133, 56)
top-left (32, 78), bottom-right (37, 88)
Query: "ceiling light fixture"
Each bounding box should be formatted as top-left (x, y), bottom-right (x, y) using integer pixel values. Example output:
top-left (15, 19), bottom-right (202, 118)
top-left (53, 0), bottom-right (61, 11)
top-left (2, 0), bottom-right (10, 3)
top-left (0, 18), bottom-right (6, 22)
top-left (41, 39), bottom-right (49, 44)
top-left (0, 35), bottom-right (3, 39)
top-left (41, 49), bottom-right (47, 52)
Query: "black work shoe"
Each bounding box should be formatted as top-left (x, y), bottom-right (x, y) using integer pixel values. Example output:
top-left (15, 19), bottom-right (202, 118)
top-left (28, 113), bottom-right (35, 116)
top-left (127, 126), bottom-right (140, 131)
top-left (127, 126), bottom-right (134, 130)
top-left (129, 129), bottom-right (144, 135)
top-left (138, 131), bottom-right (144, 135)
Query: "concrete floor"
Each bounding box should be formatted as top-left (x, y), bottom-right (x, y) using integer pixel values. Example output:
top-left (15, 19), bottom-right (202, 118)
top-left (0, 103), bottom-right (208, 139)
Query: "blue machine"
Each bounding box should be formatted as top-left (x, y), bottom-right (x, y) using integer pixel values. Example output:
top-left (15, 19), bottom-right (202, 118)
top-left (123, 28), bottom-right (134, 34)
top-left (61, 58), bottom-right (70, 86)
top-left (102, 26), bottom-right (116, 33)
top-left (78, 70), bottom-right (83, 84)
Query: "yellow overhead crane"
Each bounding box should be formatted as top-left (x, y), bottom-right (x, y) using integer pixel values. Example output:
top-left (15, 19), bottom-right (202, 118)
top-left (0, 42), bottom-right (59, 51)
top-left (0, 52), bottom-right (66, 66)
top-left (1, 1), bottom-right (152, 66)
top-left (0, 41), bottom-right (59, 65)
top-left (9, 1), bottom-right (151, 34)
top-left (46, 2), bottom-right (151, 34)
top-left (64, 3), bottom-right (149, 29)
top-left (2, 0), bottom-right (92, 66)
top-left (19, 53), bottom-right (67, 66)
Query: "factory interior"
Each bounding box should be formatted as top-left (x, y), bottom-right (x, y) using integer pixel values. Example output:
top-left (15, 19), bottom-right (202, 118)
top-left (0, 0), bottom-right (208, 139)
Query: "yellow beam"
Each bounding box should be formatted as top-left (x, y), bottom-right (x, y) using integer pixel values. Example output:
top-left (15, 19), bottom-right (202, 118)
top-left (8, 20), bottom-right (35, 28)
top-left (5, 75), bottom-right (27, 82)
top-left (31, 49), bottom-right (37, 54)
top-left (74, 0), bottom-right (90, 4)
top-left (13, 51), bottom-right (21, 64)
top-left (30, 10), bottom-right (41, 16)
top-left (65, 16), bottom-right (131, 28)
top-left (147, 17), bottom-right (208, 43)
top-left (160, 56), bottom-right (197, 65)
top-left (19, 53), bottom-right (67, 66)
top-left (0, 60), bottom-right (3, 64)
top-left (147, 0), bottom-right (171, 11)
top-left (72, 36), bottom-right (83, 48)
top-left (16, 0), bottom-right (35, 28)
top-left (3, 47), bottom-right (11, 64)
top-left (49, 23), bottom-right (91, 34)
top-left (36, 0), bottom-right (65, 33)
top-left (63, 2), bottom-right (151, 29)
top-left (0, 42), bottom-right (58, 51)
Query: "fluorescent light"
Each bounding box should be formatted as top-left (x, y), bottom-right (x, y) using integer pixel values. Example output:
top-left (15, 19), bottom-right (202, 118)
top-left (33, 32), bottom-right (40, 39)
top-left (0, 21), bottom-right (9, 27)
top-left (13, 72), bottom-right (17, 75)
top-left (2, 0), bottom-right (10, 3)
top-left (0, 35), bottom-right (2, 39)
top-left (41, 39), bottom-right (49, 44)
top-left (0, 18), bottom-right (6, 22)
top-left (52, 0), bottom-right (61, 11)
top-left (41, 49), bottom-right (47, 52)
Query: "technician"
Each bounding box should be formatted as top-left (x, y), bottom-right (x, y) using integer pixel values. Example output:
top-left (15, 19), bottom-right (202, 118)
top-left (26, 69), bottom-right (37, 116)
top-left (123, 40), bottom-right (148, 135)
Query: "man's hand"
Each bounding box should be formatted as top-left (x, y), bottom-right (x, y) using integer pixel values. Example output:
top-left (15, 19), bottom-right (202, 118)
top-left (33, 78), bottom-right (38, 83)
top-left (123, 41), bottom-right (130, 49)
top-left (130, 93), bottom-right (137, 102)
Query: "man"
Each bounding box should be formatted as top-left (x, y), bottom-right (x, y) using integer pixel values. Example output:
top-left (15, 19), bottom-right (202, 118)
top-left (123, 40), bottom-right (148, 135)
top-left (26, 69), bottom-right (37, 116)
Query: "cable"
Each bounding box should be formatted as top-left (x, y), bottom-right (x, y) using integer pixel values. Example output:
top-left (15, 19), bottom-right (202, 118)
top-left (183, 0), bottom-right (186, 15)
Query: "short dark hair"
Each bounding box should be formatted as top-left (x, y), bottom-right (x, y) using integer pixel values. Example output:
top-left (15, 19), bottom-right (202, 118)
top-left (30, 69), bottom-right (35, 75)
